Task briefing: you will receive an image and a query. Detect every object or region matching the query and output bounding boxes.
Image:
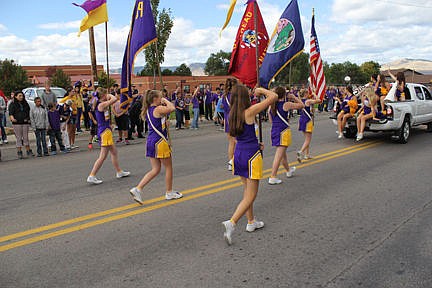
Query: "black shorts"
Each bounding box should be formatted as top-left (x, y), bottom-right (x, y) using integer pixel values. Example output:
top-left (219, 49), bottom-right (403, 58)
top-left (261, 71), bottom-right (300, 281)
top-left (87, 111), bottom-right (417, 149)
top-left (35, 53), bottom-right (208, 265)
top-left (199, 104), bottom-right (204, 115)
top-left (68, 115), bottom-right (77, 125)
top-left (115, 114), bottom-right (129, 131)
top-left (184, 110), bottom-right (190, 120)
top-left (90, 124), bottom-right (97, 136)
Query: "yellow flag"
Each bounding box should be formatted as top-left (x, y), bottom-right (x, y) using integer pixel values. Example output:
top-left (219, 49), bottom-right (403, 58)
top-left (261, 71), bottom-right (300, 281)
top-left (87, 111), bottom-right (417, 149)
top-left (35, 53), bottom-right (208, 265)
top-left (219, 0), bottom-right (237, 38)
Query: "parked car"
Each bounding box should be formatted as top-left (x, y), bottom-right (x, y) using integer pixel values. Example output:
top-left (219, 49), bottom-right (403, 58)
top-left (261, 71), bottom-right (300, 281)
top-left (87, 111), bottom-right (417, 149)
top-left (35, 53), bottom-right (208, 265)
top-left (330, 83), bottom-right (432, 143)
top-left (23, 87), bottom-right (67, 108)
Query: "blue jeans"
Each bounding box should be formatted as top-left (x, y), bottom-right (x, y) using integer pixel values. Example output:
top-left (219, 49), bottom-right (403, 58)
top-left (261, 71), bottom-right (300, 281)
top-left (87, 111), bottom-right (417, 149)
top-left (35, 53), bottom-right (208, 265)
top-left (48, 129), bottom-right (65, 152)
top-left (192, 108), bottom-right (199, 128)
top-left (0, 114), bottom-right (6, 140)
top-left (35, 129), bottom-right (48, 155)
top-left (175, 109), bottom-right (184, 128)
top-left (76, 107), bottom-right (83, 131)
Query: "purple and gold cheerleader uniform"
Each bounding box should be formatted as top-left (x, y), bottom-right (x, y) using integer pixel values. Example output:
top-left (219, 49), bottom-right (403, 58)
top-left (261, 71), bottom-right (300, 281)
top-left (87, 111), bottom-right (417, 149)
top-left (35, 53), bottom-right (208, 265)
top-left (362, 96), bottom-right (373, 115)
top-left (146, 106), bottom-right (171, 159)
top-left (270, 101), bottom-right (292, 147)
top-left (233, 123), bottom-right (263, 180)
top-left (223, 93), bottom-right (231, 133)
top-left (298, 99), bottom-right (314, 133)
top-left (95, 101), bottom-right (114, 147)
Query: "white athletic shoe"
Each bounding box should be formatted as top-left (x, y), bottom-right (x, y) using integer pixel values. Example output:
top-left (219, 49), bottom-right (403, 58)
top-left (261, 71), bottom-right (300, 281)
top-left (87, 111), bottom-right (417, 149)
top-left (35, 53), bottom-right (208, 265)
top-left (296, 151), bottom-right (303, 163)
top-left (304, 154), bottom-right (313, 160)
top-left (356, 133), bottom-right (363, 141)
top-left (246, 219), bottom-right (264, 232)
top-left (116, 170), bottom-right (131, 178)
top-left (286, 166), bottom-right (296, 178)
top-left (165, 191), bottom-right (183, 200)
top-left (222, 220), bottom-right (235, 245)
top-left (87, 176), bottom-right (103, 185)
top-left (228, 159), bottom-right (233, 171)
top-left (338, 132), bottom-right (343, 139)
top-left (129, 187), bottom-right (144, 204)
top-left (268, 177), bottom-right (282, 185)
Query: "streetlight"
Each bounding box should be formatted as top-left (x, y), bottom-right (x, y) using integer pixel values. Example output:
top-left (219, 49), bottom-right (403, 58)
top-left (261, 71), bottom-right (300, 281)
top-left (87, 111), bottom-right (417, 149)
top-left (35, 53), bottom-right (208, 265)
top-left (344, 76), bottom-right (351, 85)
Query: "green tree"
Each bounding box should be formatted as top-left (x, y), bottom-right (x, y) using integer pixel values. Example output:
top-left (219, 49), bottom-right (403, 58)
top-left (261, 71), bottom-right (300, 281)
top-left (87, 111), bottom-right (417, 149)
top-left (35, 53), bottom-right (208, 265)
top-left (274, 52), bottom-right (310, 86)
top-left (144, 0), bottom-right (174, 73)
top-left (161, 68), bottom-right (173, 76)
top-left (0, 59), bottom-right (31, 95)
top-left (360, 61), bottom-right (380, 79)
top-left (49, 69), bottom-right (71, 89)
top-left (173, 63), bottom-right (192, 76)
top-left (97, 71), bottom-right (116, 88)
top-left (204, 50), bottom-right (231, 76)
top-left (139, 64), bottom-right (153, 76)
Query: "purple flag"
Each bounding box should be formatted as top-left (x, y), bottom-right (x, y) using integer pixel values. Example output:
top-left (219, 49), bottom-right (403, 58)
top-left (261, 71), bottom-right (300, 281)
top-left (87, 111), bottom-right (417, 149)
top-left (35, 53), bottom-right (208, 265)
top-left (120, 0), bottom-right (157, 110)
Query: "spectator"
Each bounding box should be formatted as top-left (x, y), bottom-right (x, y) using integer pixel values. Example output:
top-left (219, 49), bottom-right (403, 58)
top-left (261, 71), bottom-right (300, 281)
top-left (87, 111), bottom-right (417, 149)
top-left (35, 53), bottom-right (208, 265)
top-left (0, 93), bottom-right (5, 145)
top-left (197, 88), bottom-right (204, 122)
top-left (41, 83), bottom-right (57, 108)
top-left (75, 85), bottom-right (85, 133)
top-left (8, 91), bottom-right (34, 159)
top-left (113, 93), bottom-right (129, 144)
top-left (0, 90), bottom-right (8, 143)
top-left (87, 93), bottom-right (98, 150)
top-left (47, 103), bottom-right (66, 154)
top-left (175, 92), bottom-right (185, 130)
top-left (59, 88), bottom-right (79, 149)
top-left (184, 93), bottom-right (191, 128)
top-left (204, 85), bottom-right (213, 121)
top-left (30, 97), bottom-right (49, 157)
top-left (59, 100), bottom-right (72, 150)
top-left (128, 94), bottom-right (145, 139)
top-left (191, 87), bottom-right (200, 130)
top-left (82, 87), bottom-right (91, 130)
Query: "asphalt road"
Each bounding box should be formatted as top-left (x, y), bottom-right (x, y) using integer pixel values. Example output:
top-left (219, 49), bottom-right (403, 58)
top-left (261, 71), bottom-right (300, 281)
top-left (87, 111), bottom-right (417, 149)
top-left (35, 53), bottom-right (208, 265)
top-left (1, 113), bottom-right (432, 288)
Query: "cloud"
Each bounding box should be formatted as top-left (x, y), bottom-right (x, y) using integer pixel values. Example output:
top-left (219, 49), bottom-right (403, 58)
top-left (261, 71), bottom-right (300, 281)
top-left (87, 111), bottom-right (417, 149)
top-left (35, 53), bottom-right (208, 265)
top-left (38, 21), bottom-right (82, 30)
top-left (331, 0), bottom-right (432, 26)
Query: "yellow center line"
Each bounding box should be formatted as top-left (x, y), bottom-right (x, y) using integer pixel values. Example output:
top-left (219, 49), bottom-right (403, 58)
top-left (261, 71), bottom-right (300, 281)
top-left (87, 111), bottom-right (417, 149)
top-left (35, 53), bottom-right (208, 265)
top-left (0, 141), bottom-right (377, 244)
top-left (0, 141), bottom-right (375, 244)
top-left (0, 141), bottom-right (380, 252)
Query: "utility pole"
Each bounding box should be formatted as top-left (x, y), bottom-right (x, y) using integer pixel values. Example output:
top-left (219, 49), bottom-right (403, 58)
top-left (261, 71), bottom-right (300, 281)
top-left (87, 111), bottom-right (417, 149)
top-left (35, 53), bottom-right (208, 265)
top-left (88, 27), bottom-right (98, 84)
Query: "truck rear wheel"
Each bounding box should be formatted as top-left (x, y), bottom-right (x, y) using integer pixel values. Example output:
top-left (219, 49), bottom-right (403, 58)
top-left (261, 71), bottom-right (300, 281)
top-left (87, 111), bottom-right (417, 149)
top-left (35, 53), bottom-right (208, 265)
top-left (395, 117), bottom-right (410, 144)
top-left (344, 126), bottom-right (357, 139)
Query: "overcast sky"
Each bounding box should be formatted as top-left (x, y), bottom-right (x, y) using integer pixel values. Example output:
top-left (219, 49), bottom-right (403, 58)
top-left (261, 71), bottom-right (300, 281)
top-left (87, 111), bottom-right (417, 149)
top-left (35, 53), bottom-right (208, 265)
top-left (0, 0), bottom-right (431, 69)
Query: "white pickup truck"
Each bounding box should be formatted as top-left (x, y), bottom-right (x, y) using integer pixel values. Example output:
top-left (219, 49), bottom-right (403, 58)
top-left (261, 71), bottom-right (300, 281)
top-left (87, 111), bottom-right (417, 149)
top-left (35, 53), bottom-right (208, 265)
top-left (331, 83), bottom-right (432, 143)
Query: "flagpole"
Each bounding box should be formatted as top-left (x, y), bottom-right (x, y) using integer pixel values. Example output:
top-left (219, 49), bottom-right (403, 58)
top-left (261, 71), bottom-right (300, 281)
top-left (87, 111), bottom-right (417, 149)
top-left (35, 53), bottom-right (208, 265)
top-left (105, 22), bottom-right (110, 91)
top-left (155, 41), bottom-right (164, 88)
top-left (88, 27), bottom-right (98, 85)
top-left (254, 1), bottom-right (263, 148)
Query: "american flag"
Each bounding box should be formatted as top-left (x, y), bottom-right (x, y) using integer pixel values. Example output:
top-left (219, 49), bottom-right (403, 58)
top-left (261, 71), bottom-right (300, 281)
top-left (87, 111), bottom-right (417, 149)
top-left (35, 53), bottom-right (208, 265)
top-left (310, 13), bottom-right (326, 100)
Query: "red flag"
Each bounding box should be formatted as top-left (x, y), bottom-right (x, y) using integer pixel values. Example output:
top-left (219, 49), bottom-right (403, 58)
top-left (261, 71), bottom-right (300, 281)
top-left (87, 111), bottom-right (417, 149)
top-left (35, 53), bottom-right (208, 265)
top-left (228, 0), bottom-right (269, 88)
top-left (310, 13), bottom-right (326, 100)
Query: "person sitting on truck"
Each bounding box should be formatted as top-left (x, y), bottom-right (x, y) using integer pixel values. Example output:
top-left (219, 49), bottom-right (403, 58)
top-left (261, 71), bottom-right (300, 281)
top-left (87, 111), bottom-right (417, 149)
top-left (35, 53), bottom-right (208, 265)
top-left (336, 86), bottom-right (357, 139)
top-left (388, 70), bottom-right (406, 101)
top-left (375, 74), bottom-right (391, 115)
top-left (355, 87), bottom-right (378, 141)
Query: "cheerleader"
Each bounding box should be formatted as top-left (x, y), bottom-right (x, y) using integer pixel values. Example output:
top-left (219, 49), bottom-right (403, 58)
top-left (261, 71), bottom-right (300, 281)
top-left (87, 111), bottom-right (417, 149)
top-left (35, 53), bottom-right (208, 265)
top-left (297, 89), bottom-right (321, 162)
top-left (223, 78), bottom-right (238, 171)
top-left (375, 74), bottom-right (391, 115)
top-left (129, 90), bottom-right (183, 204)
top-left (356, 87), bottom-right (378, 141)
top-left (388, 70), bottom-right (406, 102)
top-left (336, 86), bottom-right (357, 139)
top-left (222, 85), bottom-right (278, 245)
top-left (87, 88), bottom-right (130, 185)
top-left (268, 87), bottom-right (304, 185)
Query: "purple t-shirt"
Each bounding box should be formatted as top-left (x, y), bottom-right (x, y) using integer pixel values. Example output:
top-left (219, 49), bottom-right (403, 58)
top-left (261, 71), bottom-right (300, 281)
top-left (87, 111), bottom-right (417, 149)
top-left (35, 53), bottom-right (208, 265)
top-left (192, 96), bottom-right (199, 109)
top-left (48, 110), bottom-right (61, 130)
top-left (205, 90), bottom-right (213, 104)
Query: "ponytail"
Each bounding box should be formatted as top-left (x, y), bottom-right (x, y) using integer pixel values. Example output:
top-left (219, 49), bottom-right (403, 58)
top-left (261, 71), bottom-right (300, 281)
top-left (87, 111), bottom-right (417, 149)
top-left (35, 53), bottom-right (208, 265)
top-left (224, 78), bottom-right (238, 98)
top-left (271, 86), bottom-right (286, 116)
top-left (140, 90), bottom-right (161, 121)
